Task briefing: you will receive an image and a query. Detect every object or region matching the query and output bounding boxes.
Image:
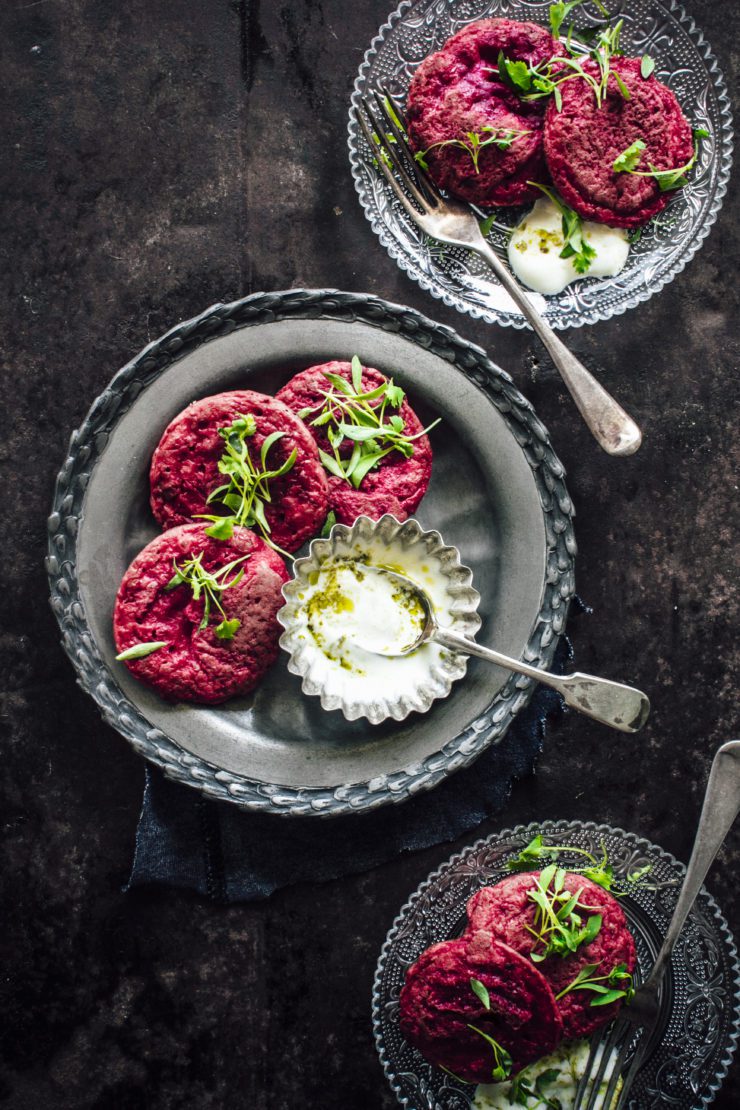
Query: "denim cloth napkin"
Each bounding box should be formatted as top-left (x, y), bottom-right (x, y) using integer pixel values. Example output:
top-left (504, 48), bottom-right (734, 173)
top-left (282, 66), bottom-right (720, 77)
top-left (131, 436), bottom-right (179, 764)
top-left (126, 641), bottom-right (573, 902)
top-left (127, 611), bottom-right (585, 902)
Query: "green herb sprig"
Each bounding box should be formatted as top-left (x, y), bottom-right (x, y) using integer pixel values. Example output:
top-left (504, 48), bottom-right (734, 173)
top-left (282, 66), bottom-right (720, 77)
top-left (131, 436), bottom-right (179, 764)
top-left (467, 1025), bottom-right (513, 1083)
top-left (298, 356), bottom-right (440, 489)
top-left (525, 864), bottom-right (603, 962)
top-left (510, 1066), bottom-right (563, 1109)
top-left (414, 126), bottom-right (532, 174)
top-left (506, 834), bottom-right (654, 897)
top-left (612, 128), bottom-right (709, 191)
top-left (165, 551), bottom-right (251, 641)
top-left (196, 414), bottom-right (297, 558)
top-left (115, 641), bottom-right (168, 661)
top-left (556, 961), bottom-right (635, 1007)
top-left (492, 16), bottom-right (629, 112)
top-left (528, 183), bottom-right (597, 274)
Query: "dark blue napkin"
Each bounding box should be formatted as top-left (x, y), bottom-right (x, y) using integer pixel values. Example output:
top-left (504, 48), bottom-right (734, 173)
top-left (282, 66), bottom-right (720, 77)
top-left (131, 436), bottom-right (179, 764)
top-left (127, 609), bottom-right (584, 902)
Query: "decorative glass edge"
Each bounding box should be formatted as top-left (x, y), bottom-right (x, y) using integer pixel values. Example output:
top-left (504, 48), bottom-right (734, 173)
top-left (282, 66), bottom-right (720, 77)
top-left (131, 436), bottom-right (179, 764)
top-left (371, 818), bottom-right (740, 1107)
top-left (347, 0), bottom-right (734, 331)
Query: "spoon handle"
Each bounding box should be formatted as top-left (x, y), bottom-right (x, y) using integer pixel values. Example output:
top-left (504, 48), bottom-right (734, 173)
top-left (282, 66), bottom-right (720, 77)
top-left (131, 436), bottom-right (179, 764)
top-left (472, 238), bottom-right (643, 458)
top-left (644, 740), bottom-right (740, 990)
top-left (432, 628), bottom-right (649, 733)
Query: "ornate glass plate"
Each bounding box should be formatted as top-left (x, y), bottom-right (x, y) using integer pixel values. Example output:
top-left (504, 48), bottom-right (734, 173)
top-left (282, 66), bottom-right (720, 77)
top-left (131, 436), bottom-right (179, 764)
top-left (46, 290), bottom-right (574, 818)
top-left (373, 820), bottom-right (740, 1107)
top-left (349, 0), bottom-right (733, 330)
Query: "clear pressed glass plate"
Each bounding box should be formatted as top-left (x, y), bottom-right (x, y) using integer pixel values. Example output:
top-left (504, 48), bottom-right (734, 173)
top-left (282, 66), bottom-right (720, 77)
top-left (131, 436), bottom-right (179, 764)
top-left (348, 0), bottom-right (733, 330)
top-left (372, 821), bottom-right (740, 1108)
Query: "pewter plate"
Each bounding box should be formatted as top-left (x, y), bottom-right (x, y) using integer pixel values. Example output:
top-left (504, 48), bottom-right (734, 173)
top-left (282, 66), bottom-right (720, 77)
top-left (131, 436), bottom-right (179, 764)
top-left (46, 290), bottom-right (575, 818)
top-left (373, 820), bottom-right (740, 1107)
top-left (348, 0), bottom-right (733, 330)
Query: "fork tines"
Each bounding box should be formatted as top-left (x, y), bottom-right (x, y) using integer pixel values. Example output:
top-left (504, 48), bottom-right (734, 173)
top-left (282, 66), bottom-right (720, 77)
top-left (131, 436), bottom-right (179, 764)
top-left (573, 1018), bottom-right (642, 1110)
top-left (354, 86), bottom-right (441, 216)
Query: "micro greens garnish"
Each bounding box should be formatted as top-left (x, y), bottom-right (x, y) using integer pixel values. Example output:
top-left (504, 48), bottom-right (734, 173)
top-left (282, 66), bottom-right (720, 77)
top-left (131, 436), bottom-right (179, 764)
top-left (613, 129), bottom-right (709, 191)
top-left (555, 961), bottom-right (635, 1006)
top-left (549, 0), bottom-right (608, 41)
top-left (640, 54), bottom-right (655, 78)
top-left (440, 1066), bottom-right (474, 1086)
top-left (297, 355), bottom-right (440, 489)
top-left (320, 510), bottom-right (337, 538)
top-left (470, 977), bottom-right (491, 1010)
top-left (196, 414), bottom-right (297, 558)
top-left (165, 551), bottom-right (250, 641)
top-left (467, 1025), bottom-right (513, 1082)
top-left (115, 641), bottom-right (168, 661)
top-left (612, 138), bottom-right (647, 173)
top-left (528, 183), bottom-right (597, 274)
top-left (525, 864), bottom-right (603, 961)
top-left (414, 126), bottom-right (532, 174)
top-left (510, 1066), bottom-right (563, 1109)
top-left (371, 97), bottom-right (405, 168)
top-left (491, 13), bottom-right (629, 112)
top-left (506, 834), bottom-right (654, 896)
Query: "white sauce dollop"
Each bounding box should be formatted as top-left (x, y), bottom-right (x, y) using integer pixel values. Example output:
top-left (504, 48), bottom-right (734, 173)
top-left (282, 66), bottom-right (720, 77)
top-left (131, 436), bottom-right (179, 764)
top-left (474, 1040), bottom-right (621, 1110)
top-left (291, 540), bottom-right (453, 708)
top-left (508, 198), bottom-right (629, 295)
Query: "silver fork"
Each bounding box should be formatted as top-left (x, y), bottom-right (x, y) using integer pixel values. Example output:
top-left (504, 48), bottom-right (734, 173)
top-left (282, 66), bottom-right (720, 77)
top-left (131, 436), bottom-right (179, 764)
top-left (573, 739), bottom-right (740, 1109)
top-left (354, 89), bottom-right (642, 458)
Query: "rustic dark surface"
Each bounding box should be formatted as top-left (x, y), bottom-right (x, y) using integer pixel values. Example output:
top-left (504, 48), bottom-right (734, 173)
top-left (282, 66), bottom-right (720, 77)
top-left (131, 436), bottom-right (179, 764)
top-left (1, 1), bottom-right (738, 1107)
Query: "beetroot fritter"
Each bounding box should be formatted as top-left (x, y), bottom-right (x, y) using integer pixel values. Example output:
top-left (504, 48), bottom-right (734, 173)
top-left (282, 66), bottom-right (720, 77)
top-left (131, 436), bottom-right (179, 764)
top-left (114, 523), bottom-right (290, 704)
top-left (465, 871), bottom-right (637, 1039)
top-left (149, 390), bottom-right (329, 553)
top-left (544, 57), bottom-right (694, 228)
top-left (277, 361), bottom-right (432, 524)
top-left (406, 19), bottom-right (557, 206)
top-left (399, 933), bottom-right (562, 1082)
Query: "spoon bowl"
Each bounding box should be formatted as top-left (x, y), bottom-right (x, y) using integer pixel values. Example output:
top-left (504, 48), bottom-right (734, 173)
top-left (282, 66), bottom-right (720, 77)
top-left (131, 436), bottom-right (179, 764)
top-left (351, 568), bottom-right (650, 734)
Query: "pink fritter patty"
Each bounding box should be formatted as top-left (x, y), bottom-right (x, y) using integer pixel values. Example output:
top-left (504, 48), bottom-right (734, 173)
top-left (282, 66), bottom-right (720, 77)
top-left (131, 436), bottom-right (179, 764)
top-left (149, 390), bottom-right (329, 553)
top-left (465, 871), bottom-right (637, 1039)
top-left (114, 523), bottom-right (290, 704)
top-left (544, 57), bottom-right (694, 228)
top-left (406, 19), bottom-right (557, 206)
top-left (276, 362), bottom-right (432, 525)
top-left (399, 933), bottom-right (562, 1082)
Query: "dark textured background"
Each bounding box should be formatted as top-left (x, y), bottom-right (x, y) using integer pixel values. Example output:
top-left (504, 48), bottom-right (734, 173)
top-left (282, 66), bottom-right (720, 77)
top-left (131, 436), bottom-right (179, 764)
top-left (1, 1), bottom-right (738, 1107)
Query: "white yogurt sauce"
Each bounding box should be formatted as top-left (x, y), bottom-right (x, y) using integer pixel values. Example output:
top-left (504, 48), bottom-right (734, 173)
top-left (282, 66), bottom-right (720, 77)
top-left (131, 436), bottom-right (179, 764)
top-left (290, 540), bottom-right (454, 708)
top-left (508, 198), bottom-right (629, 295)
top-left (474, 1040), bottom-right (621, 1110)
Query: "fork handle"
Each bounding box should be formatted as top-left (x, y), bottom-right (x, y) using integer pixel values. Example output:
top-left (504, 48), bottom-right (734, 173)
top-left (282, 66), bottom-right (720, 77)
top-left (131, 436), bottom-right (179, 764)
top-left (645, 740), bottom-right (740, 989)
top-left (471, 238), bottom-right (642, 457)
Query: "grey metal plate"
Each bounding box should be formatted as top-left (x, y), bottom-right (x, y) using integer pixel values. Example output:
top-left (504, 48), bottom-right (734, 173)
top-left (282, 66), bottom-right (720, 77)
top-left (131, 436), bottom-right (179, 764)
top-left (47, 289), bottom-right (575, 817)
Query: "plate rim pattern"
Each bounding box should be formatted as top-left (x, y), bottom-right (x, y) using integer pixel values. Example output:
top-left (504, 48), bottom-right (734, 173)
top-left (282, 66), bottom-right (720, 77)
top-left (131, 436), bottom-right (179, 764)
top-left (46, 288), bottom-right (575, 818)
top-left (348, 0), bottom-right (734, 331)
top-left (372, 818), bottom-right (740, 1107)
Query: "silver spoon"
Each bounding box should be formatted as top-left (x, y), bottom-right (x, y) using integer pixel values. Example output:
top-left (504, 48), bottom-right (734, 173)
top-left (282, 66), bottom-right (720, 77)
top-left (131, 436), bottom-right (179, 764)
top-left (359, 569), bottom-right (650, 734)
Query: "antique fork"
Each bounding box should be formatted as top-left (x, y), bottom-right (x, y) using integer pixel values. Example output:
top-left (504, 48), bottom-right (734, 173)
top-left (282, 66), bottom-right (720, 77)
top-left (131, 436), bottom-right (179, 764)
top-left (573, 739), bottom-right (740, 1109)
top-left (354, 89), bottom-right (642, 457)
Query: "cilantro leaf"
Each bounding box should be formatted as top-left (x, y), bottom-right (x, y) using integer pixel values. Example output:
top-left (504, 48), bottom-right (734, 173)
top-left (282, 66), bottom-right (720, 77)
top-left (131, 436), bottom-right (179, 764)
top-left (640, 55), bottom-right (655, 78)
top-left (215, 618), bottom-right (241, 640)
top-left (497, 50), bottom-right (532, 93)
top-left (613, 139), bottom-right (647, 173)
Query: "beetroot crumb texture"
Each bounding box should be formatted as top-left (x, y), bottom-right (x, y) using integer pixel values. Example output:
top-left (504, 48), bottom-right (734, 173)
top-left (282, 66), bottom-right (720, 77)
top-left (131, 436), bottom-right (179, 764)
top-left (277, 361), bottom-right (432, 524)
top-left (399, 934), bottom-right (563, 1082)
top-left (406, 19), bottom-right (557, 206)
top-left (149, 389), bottom-right (329, 553)
top-left (544, 57), bottom-right (694, 228)
top-left (113, 523), bottom-right (290, 704)
top-left (465, 871), bottom-right (637, 1039)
